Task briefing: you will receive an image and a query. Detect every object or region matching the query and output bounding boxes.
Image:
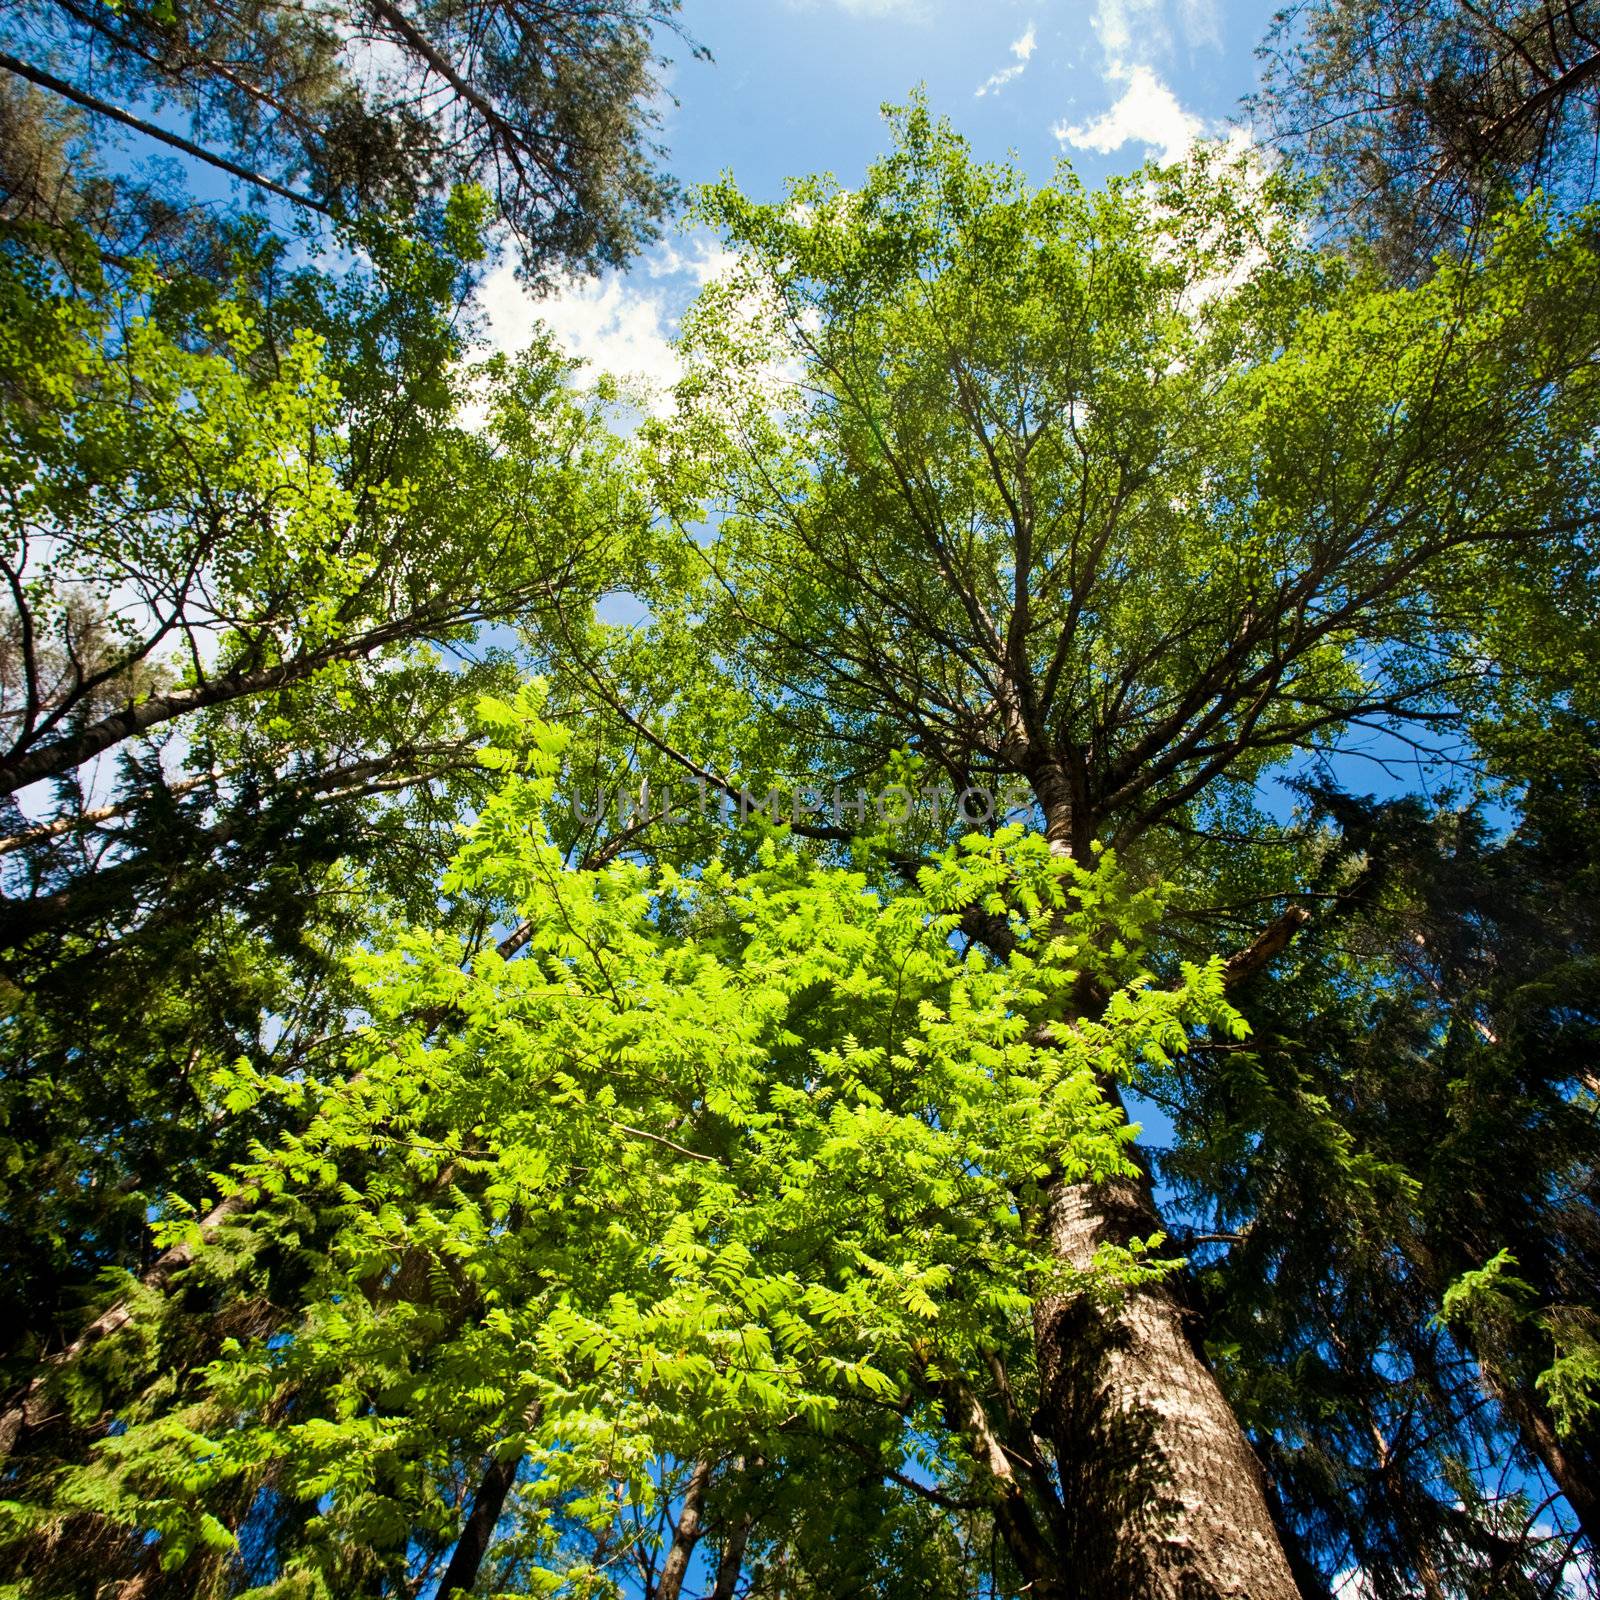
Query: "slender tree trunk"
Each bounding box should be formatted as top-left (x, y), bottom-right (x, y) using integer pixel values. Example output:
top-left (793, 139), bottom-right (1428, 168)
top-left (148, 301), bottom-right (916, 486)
top-left (1487, 1370), bottom-right (1598, 1548)
top-left (436, 1402), bottom-right (544, 1599)
top-left (1031, 1127), bottom-right (1300, 1600)
top-left (0, 609), bottom-right (446, 799)
top-left (655, 1458), bottom-right (712, 1600)
top-left (711, 1507), bottom-right (755, 1600)
top-left (0, 48), bottom-right (331, 216)
top-left (435, 1452), bottom-right (515, 1598)
top-left (709, 1455), bottom-right (761, 1600)
top-left (1366, 1411), bottom-right (1445, 1600)
top-left (939, 1372), bottom-right (1070, 1599)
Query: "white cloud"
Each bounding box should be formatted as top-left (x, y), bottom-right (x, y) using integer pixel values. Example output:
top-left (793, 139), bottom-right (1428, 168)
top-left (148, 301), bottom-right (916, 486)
top-left (1053, 61), bottom-right (1204, 166)
top-left (478, 266), bottom-right (681, 406)
top-left (646, 236), bottom-right (741, 287)
top-left (1176, 0), bottom-right (1220, 49)
top-left (472, 236), bottom-right (740, 420)
top-left (1050, 0), bottom-right (1232, 172)
top-left (976, 22), bottom-right (1037, 97)
top-left (1089, 0), bottom-right (1167, 61)
top-left (1085, 0), bottom-right (1218, 61)
top-left (538, 278), bottom-right (682, 393)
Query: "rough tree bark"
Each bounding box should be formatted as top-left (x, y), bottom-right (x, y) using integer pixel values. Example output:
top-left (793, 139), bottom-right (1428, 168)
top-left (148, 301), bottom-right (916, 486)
top-left (1030, 1148), bottom-right (1299, 1600)
top-left (1017, 772), bottom-right (1302, 1599)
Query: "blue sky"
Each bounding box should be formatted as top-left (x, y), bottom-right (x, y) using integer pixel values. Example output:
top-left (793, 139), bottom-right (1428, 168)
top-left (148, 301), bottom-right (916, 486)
top-left (481, 0), bottom-right (1284, 392)
top-left (667, 0), bottom-right (1280, 190)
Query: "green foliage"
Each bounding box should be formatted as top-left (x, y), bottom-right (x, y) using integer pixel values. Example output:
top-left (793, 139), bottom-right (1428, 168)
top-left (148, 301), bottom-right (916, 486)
top-left (1, 0), bottom-right (694, 280)
top-left (2, 76), bottom-right (1599, 1600)
top-left (6, 699), bottom-right (1242, 1595)
top-left (624, 97), bottom-right (1600, 883)
top-left (0, 190), bottom-right (653, 1528)
top-left (1254, 0), bottom-right (1600, 277)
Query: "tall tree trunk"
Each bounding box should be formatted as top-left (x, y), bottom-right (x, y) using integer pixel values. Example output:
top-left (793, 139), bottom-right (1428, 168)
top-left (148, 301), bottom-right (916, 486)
top-left (1019, 773), bottom-right (1301, 1598)
top-left (709, 1455), bottom-right (761, 1600)
top-left (710, 1506), bottom-right (755, 1600)
top-left (436, 1402), bottom-right (543, 1599)
top-left (939, 1371), bottom-right (1070, 1599)
top-left (1031, 1129), bottom-right (1301, 1600)
top-left (655, 1458), bottom-right (712, 1600)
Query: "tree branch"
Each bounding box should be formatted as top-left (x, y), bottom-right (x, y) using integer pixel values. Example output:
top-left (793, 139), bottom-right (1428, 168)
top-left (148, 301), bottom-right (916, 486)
top-left (0, 49), bottom-right (332, 216)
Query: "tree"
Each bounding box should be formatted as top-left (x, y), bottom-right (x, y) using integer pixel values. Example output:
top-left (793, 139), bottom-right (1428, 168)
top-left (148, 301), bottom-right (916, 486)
top-left (588, 102), bottom-right (1600, 1594)
top-left (1151, 443), bottom-right (1600, 1592)
top-left (0, 192), bottom-right (653, 1489)
top-left (5, 84), bottom-right (1599, 1600)
top-left (0, 0), bottom-right (699, 280)
top-left (1162, 755), bottom-right (1600, 1594)
top-left (0, 696), bottom-right (1232, 1597)
top-left (0, 192), bottom-right (644, 806)
top-left (1254, 0), bottom-right (1600, 276)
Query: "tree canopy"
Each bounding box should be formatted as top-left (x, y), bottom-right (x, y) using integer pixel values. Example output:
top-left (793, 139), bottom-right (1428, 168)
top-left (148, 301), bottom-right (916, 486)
top-left (2, 0), bottom-right (697, 279)
top-left (1, 10), bottom-right (1598, 1599)
top-left (1255, 0), bottom-right (1600, 275)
